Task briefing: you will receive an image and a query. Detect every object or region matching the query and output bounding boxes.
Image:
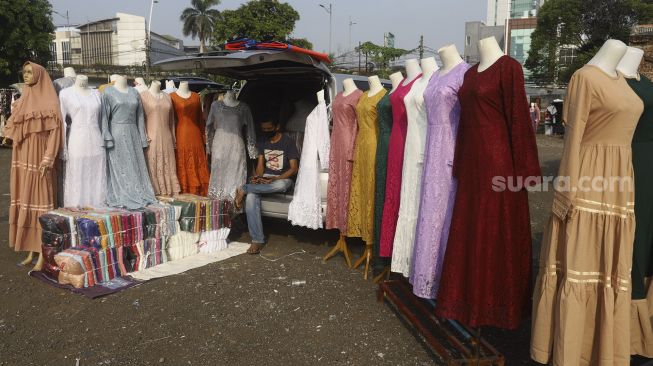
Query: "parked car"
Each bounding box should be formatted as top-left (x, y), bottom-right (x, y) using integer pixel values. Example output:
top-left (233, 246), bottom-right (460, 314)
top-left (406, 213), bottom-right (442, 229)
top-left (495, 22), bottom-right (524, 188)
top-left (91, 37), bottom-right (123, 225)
top-left (333, 73), bottom-right (392, 93)
top-left (160, 76), bottom-right (229, 93)
top-left (155, 50), bottom-right (336, 220)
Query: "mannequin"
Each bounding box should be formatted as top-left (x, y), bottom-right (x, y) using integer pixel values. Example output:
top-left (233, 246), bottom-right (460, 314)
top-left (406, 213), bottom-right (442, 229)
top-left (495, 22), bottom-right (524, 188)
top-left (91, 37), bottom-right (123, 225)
top-left (588, 39), bottom-right (628, 78)
top-left (343, 78), bottom-right (359, 97)
top-left (389, 72), bottom-right (403, 93)
top-left (439, 44), bottom-right (464, 75)
top-left (53, 67), bottom-right (77, 95)
top-left (63, 67), bottom-right (76, 78)
top-left (74, 75), bottom-right (91, 96)
top-left (317, 89), bottom-right (325, 103)
top-left (164, 80), bottom-right (177, 94)
top-left (134, 77), bottom-right (148, 93)
top-left (403, 59), bottom-right (422, 86)
top-left (149, 80), bottom-right (163, 97)
top-left (176, 81), bottom-right (192, 99)
top-left (420, 57), bottom-right (438, 80)
top-left (114, 76), bottom-right (129, 93)
top-left (617, 46), bottom-right (645, 79)
top-left (223, 90), bottom-right (240, 107)
top-left (478, 36), bottom-right (505, 72)
top-left (368, 76), bottom-right (384, 97)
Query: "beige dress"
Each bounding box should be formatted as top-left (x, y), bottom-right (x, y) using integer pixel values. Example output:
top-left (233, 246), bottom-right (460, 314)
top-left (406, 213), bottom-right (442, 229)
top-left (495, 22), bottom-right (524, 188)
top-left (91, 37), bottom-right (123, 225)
top-left (531, 66), bottom-right (644, 365)
top-left (140, 91), bottom-right (180, 196)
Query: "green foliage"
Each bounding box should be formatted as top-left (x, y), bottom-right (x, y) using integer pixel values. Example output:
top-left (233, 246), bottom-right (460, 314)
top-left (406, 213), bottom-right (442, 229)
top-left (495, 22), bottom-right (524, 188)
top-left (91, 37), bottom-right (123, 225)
top-left (0, 0), bottom-right (55, 86)
top-left (212, 0), bottom-right (300, 46)
top-left (180, 0), bottom-right (222, 53)
top-left (356, 41), bottom-right (407, 75)
top-left (287, 38), bottom-right (313, 50)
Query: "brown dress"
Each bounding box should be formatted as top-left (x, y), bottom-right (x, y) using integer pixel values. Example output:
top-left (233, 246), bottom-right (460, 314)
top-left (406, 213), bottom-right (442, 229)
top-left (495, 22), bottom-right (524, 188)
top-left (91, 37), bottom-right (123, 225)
top-left (5, 62), bottom-right (62, 253)
top-left (531, 66), bottom-right (644, 365)
top-left (140, 91), bottom-right (180, 196)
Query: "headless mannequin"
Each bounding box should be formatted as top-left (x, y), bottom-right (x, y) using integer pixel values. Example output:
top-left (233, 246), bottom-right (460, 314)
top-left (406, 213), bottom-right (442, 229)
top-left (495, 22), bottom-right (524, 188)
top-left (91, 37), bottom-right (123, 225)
top-left (114, 76), bottom-right (129, 93)
top-left (439, 44), bottom-right (464, 75)
top-left (317, 90), bottom-right (325, 103)
top-left (63, 67), bottom-right (76, 78)
top-left (587, 39), bottom-right (628, 78)
top-left (166, 80), bottom-right (176, 90)
top-left (478, 36), bottom-right (505, 72)
top-left (74, 75), bottom-right (91, 96)
top-left (617, 46), bottom-right (644, 79)
top-left (135, 77), bottom-right (148, 93)
top-left (109, 74), bottom-right (119, 83)
top-left (149, 80), bottom-right (163, 97)
top-left (389, 72), bottom-right (403, 93)
top-left (176, 81), bottom-right (192, 99)
top-left (368, 76), bottom-right (384, 97)
top-left (403, 59), bottom-right (422, 86)
top-left (342, 78), bottom-right (359, 96)
top-left (420, 57), bottom-right (438, 80)
top-left (223, 90), bottom-right (240, 107)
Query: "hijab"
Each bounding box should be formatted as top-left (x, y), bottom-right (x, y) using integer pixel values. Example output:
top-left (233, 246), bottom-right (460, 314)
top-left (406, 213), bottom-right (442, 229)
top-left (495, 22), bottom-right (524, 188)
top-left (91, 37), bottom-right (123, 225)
top-left (5, 61), bottom-right (62, 144)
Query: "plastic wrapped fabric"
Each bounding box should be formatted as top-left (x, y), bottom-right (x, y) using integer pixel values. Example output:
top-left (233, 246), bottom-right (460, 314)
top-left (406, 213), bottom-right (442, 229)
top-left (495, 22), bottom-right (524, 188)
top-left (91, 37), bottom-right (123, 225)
top-left (76, 218), bottom-right (101, 248)
top-left (198, 228), bottom-right (230, 254)
top-left (39, 213), bottom-right (71, 249)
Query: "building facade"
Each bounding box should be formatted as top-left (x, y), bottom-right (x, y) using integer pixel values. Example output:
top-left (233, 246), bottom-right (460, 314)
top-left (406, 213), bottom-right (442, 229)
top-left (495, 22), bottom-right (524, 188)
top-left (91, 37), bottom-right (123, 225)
top-left (463, 21), bottom-right (506, 65)
top-left (631, 25), bottom-right (653, 79)
top-left (50, 27), bottom-right (82, 66)
top-left (506, 0), bottom-right (545, 80)
top-left (486, 0), bottom-right (511, 27)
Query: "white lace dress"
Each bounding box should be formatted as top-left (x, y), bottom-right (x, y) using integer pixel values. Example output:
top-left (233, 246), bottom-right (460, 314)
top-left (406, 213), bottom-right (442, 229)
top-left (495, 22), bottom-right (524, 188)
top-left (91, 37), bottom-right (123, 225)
top-left (392, 73), bottom-right (435, 276)
top-left (288, 101), bottom-right (330, 229)
top-left (59, 88), bottom-right (107, 207)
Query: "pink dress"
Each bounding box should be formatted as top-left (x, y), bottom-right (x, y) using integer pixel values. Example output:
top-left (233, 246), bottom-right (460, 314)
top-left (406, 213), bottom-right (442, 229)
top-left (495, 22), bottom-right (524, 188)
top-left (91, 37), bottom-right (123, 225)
top-left (379, 77), bottom-right (420, 257)
top-left (326, 90), bottom-right (363, 232)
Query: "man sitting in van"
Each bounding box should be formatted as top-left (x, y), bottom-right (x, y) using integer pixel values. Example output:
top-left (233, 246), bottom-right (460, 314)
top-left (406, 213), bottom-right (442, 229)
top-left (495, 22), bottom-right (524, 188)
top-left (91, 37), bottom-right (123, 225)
top-left (235, 117), bottom-right (299, 254)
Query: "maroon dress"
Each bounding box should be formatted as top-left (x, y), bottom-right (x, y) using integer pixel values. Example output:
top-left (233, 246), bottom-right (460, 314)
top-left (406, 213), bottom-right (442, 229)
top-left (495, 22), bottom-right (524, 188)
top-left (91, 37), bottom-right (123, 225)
top-left (379, 77), bottom-right (420, 257)
top-left (435, 56), bottom-right (541, 329)
top-left (326, 90), bottom-right (363, 232)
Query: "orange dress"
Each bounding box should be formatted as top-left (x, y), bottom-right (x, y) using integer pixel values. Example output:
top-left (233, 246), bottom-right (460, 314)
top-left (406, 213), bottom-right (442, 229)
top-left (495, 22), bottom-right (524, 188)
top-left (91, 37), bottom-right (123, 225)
top-left (170, 92), bottom-right (209, 196)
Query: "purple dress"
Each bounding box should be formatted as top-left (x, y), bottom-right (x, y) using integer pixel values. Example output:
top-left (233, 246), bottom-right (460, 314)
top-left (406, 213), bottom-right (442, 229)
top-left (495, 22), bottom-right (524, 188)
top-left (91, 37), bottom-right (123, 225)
top-left (410, 63), bottom-right (470, 299)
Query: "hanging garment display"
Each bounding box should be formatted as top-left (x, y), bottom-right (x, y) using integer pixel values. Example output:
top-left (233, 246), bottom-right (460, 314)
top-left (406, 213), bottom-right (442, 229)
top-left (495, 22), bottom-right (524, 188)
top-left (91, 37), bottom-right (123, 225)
top-left (206, 101), bottom-right (257, 201)
top-left (372, 92), bottom-right (393, 270)
top-left (326, 90), bottom-right (363, 232)
top-left (288, 100), bottom-right (330, 229)
top-left (410, 62), bottom-right (470, 299)
top-left (347, 89), bottom-right (387, 244)
top-left (5, 62), bottom-right (62, 253)
top-left (392, 73), bottom-right (434, 276)
top-left (59, 87), bottom-right (107, 207)
top-left (285, 99), bottom-right (316, 155)
top-left (379, 77), bottom-right (420, 257)
top-left (101, 86), bottom-right (157, 209)
top-left (171, 92), bottom-right (210, 196)
top-left (435, 56), bottom-right (540, 330)
top-left (140, 91), bottom-right (181, 196)
top-left (627, 75), bottom-right (653, 358)
top-left (530, 65), bottom-right (643, 364)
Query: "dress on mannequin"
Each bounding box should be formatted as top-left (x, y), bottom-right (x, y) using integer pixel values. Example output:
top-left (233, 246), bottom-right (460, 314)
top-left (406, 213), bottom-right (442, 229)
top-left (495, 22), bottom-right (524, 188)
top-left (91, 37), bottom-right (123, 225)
top-left (59, 87), bottom-right (106, 207)
top-left (436, 56), bottom-right (540, 330)
top-left (347, 88), bottom-right (387, 244)
top-left (101, 86), bottom-right (157, 209)
top-left (53, 76), bottom-right (75, 95)
top-left (326, 89), bottom-right (363, 232)
top-left (531, 65), bottom-right (643, 366)
top-left (171, 92), bottom-right (210, 196)
top-left (140, 90), bottom-right (181, 196)
top-left (288, 99), bottom-right (330, 229)
top-left (206, 100), bottom-right (257, 201)
top-left (5, 62), bottom-right (62, 254)
top-left (379, 75), bottom-right (421, 258)
top-left (410, 62), bottom-right (470, 299)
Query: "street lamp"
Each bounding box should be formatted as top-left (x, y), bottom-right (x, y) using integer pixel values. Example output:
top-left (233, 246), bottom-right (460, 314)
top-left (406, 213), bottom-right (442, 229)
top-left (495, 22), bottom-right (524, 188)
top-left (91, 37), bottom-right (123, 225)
top-left (146, 0), bottom-right (159, 79)
top-left (319, 3), bottom-right (332, 56)
top-left (349, 17), bottom-right (357, 52)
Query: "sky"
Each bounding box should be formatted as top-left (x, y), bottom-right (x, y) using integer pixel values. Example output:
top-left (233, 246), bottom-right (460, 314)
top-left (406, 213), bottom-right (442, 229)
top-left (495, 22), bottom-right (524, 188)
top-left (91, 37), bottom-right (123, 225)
top-left (48, 0), bottom-right (487, 55)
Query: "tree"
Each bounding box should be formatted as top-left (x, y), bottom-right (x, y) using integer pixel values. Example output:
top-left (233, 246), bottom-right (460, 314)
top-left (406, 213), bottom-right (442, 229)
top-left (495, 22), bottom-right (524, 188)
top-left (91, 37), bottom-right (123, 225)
top-left (181, 0), bottom-right (222, 53)
top-left (0, 0), bottom-right (54, 86)
top-left (212, 0), bottom-right (302, 46)
top-left (356, 41), bottom-right (407, 76)
top-left (526, 0), bottom-right (653, 86)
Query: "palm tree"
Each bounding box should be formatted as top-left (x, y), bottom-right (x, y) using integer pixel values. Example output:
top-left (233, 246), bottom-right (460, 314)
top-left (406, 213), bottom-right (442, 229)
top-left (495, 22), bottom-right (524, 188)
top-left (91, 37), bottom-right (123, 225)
top-left (180, 0), bottom-right (222, 53)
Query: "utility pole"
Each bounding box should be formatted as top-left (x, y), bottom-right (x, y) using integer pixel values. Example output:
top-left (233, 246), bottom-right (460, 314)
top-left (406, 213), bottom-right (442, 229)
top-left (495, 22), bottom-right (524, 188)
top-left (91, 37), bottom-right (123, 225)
top-left (146, 0), bottom-right (158, 80)
top-left (319, 4), bottom-right (333, 56)
top-left (358, 41), bottom-right (361, 74)
top-left (418, 35), bottom-right (424, 60)
top-left (348, 17), bottom-right (357, 51)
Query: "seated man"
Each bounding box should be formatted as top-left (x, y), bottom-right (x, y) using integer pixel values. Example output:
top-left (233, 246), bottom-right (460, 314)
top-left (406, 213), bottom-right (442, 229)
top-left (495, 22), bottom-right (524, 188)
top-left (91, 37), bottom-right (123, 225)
top-left (235, 118), bottom-right (299, 254)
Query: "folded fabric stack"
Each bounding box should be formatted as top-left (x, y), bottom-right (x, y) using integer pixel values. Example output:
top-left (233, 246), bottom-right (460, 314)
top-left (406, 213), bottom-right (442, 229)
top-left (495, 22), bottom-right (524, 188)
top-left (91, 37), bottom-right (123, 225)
top-left (198, 228), bottom-right (231, 254)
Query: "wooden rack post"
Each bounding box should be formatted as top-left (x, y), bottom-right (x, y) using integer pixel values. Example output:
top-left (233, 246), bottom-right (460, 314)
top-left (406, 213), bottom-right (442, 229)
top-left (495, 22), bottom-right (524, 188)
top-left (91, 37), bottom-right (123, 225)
top-left (323, 233), bottom-right (352, 268)
top-left (352, 243), bottom-right (373, 280)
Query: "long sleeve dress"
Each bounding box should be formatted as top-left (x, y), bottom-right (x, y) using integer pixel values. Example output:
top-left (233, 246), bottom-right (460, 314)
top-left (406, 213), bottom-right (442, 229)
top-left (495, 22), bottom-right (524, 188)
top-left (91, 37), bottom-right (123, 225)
top-left (410, 62), bottom-right (470, 299)
top-left (347, 89), bottom-right (387, 244)
top-left (326, 90), bottom-right (363, 232)
top-left (140, 91), bottom-right (180, 196)
top-left (101, 86), bottom-right (157, 209)
top-left (59, 87), bottom-right (106, 207)
top-left (391, 73), bottom-right (434, 276)
top-left (435, 56), bottom-right (541, 330)
top-left (531, 66), bottom-right (643, 365)
top-left (171, 92), bottom-right (210, 196)
top-left (206, 101), bottom-right (257, 201)
top-left (379, 77), bottom-right (420, 257)
top-left (288, 100), bottom-right (330, 229)
top-left (373, 93), bottom-right (394, 270)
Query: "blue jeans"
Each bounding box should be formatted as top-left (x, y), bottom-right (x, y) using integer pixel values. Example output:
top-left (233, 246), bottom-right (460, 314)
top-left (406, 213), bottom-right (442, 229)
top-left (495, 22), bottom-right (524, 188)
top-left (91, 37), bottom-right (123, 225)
top-left (243, 179), bottom-right (293, 244)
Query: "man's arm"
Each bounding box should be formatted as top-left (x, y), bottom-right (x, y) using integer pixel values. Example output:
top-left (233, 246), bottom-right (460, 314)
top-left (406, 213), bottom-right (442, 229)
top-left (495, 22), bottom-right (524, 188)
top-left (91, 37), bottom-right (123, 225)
top-left (254, 155), bottom-right (265, 178)
top-left (270, 159), bottom-right (298, 181)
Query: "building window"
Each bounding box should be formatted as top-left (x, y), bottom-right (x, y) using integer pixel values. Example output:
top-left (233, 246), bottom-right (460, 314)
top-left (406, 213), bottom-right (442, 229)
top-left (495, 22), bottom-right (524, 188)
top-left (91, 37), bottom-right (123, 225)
top-left (559, 46), bottom-right (578, 66)
top-left (62, 41), bottom-right (71, 65)
top-left (466, 35), bottom-right (471, 46)
top-left (50, 42), bottom-right (58, 64)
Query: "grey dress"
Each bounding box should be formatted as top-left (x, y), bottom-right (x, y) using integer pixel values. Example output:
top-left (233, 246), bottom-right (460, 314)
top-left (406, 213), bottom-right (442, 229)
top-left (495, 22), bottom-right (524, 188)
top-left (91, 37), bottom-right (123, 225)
top-left (101, 86), bottom-right (156, 209)
top-left (206, 101), bottom-right (257, 200)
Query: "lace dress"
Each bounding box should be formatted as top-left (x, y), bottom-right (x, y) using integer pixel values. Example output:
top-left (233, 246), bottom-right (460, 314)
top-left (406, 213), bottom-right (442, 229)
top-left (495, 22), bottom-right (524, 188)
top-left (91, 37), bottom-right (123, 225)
top-left (206, 101), bottom-right (257, 201)
top-left (101, 86), bottom-right (156, 209)
top-left (288, 101), bottom-right (330, 229)
top-left (410, 63), bottom-right (470, 299)
top-left (373, 93), bottom-right (393, 270)
top-left (59, 88), bottom-right (107, 207)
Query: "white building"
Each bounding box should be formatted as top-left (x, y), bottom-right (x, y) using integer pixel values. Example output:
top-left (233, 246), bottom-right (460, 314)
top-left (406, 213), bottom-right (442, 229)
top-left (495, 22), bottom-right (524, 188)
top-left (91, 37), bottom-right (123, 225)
top-left (486, 0), bottom-right (511, 27)
top-left (50, 27), bottom-right (82, 66)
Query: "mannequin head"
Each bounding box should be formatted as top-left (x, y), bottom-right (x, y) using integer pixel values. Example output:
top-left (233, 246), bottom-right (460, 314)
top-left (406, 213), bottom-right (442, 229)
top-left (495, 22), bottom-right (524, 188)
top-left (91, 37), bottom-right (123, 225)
top-left (420, 57), bottom-right (438, 77)
top-left (22, 63), bottom-right (35, 85)
top-left (74, 75), bottom-right (89, 89)
top-left (587, 39), bottom-right (628, 75)
top-left (389, 72), bottom-right (403, 91)
top-left (149, 80), bottom-right (162, 93)
top-left (109, 74), bottom-right (119, 83)
top-left (63, 67), bottom-right (76, 78)
top-left (617, 46), bottom-right (645, 78)
top-left (166, 80), bottom-right (176, 90)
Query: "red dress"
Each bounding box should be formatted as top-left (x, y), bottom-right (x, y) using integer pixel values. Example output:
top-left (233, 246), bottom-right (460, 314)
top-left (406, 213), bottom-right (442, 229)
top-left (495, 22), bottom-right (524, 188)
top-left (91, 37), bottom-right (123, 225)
top-left (379, 76), bottom-right (420, 257)
top-left (435, 56), bottom-right (541, 329)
